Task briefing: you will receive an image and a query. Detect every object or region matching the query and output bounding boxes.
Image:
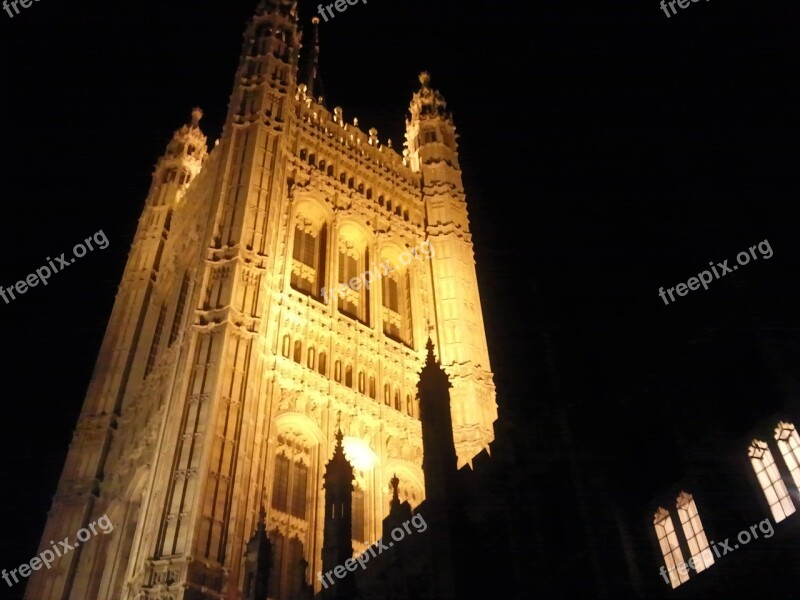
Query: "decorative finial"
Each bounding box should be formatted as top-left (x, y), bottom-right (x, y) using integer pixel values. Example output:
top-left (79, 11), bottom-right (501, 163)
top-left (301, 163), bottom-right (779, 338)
top-left (425, 337), bottom-right (437, 366)
top-left (335, 412), bottom-right (343, 445)
top-left (419, 72), bottom-right (431, 88)
top-left (191, 107), bottom-right (203, 127)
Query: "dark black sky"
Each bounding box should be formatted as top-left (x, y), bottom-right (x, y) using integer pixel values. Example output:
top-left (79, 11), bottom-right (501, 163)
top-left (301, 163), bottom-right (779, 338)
top-left (1, 0), bottom-right (798, 595)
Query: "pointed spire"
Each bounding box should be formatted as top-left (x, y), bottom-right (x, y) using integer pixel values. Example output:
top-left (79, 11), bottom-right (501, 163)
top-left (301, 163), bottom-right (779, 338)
top-left (305, 17), bottom-right (324, 101)
top-left (190, 107), bottom-right (203, 128)
top-left (258, 504), bottom-right (267, 525)
top-left (390, 473), bottom-right (400, 509)
top-left (417, 337), bottom-right (458, 506)
top-left (425, 337), bottom-right (437, 367)
top-left (419, 338), bottom-right (451, 390)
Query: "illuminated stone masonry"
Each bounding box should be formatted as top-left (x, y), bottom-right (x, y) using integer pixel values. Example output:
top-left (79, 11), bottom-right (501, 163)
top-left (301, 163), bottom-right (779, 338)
top-left (26, 2), bottom-right (496, 599)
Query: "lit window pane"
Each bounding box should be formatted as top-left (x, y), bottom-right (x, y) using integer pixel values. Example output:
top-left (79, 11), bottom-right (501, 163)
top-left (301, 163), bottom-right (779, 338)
top-left (676, 492), bottom-right (714, 574)
top-left (654, 508), bottom-right (688, 589)
top-left (775, 422), bottom-right (800, 488)
top-left (749, 439), bottom-right (796, 522)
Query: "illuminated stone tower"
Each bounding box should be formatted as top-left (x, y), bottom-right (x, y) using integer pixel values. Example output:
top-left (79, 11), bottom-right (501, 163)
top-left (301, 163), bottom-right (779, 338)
top-left (26, 1), bottom-right (496, 599)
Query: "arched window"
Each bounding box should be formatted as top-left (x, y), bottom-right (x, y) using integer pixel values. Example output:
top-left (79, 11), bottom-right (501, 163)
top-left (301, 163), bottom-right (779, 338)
top-left (654, 507), bottom-right (688, 589)
top-left (282, 335), bottom-right (291, 358)
top-left (267, 531), bottom-right (284, 599)
top-left (383, 384), bottom-right (391, 406)
top-left (358, 371), bottom-right (366, 394)
top-left (406, 395), bottom-right (413, 417)
top-left (368, 375), bottom-right (376, 399)
top-left (168, 273), bottom-right (190, 347)
top-left (290, 216), bottom-right (327, 300)
top-left (337, 238), bottom-right (370, 324)
top-left (299, 149), bottom-right (307, 161)
top-left (382, 266), bottom-right (413, 346)
top-left (345, 365), bottom-right (353, 388)
top-left (676, 492), bottom-right (714, 574)
top-left (269, 435), bottom-right (312, 600)
top-left (394, 390), bottom-right (401, 411)
top-left (775, 422), bottom-right (800, 487)
top-left (352, 487), bottom-right (366, 542)
top-left (318, 351), bottom-right (327, 376)
top-left (145, 303), bottom-right (167, 378)
top-left (327, 165), bottom-right (334, 177)
top-left (307, 347), bottom-right (316, 370)
top-left (286, 537), bottom-right (305, 596)
top-left (293, 340), bottom-right (302, 363)
top-left (749, 439), bottom-right (795, 522)
top-left (334, 360), bottom-right (342, 383)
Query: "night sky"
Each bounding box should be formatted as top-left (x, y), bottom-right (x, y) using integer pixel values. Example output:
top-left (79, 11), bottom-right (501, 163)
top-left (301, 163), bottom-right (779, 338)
top-left (1, 0), bottom-right (798, 596)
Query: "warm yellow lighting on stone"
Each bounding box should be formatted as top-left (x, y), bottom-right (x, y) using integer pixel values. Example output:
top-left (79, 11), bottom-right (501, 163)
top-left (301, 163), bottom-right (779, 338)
top-left (343, 437), bottom-right (378, 471)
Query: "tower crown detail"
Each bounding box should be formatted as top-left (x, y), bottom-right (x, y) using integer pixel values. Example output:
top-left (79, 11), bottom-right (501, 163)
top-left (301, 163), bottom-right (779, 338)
top-left (409, 72), bottom-right (451, 122)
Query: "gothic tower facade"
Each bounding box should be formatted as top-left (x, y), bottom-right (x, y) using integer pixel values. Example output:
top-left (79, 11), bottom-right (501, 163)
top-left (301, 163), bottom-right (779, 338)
top-left (26, 2), bottom-right (496, 599)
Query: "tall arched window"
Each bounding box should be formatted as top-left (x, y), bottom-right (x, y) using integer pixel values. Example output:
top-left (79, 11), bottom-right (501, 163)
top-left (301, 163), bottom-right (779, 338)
top-left (270, 435), bottom-right (314, 599)
top-left (352, 487), bottom-right (365, 542)
top-left (383, 384), bottom-right (390, 406)
top-left (345, 365), bottom-right (353, 388)
top-left (676, 492), bottom-right (714, 574)
top-left (318, 352), bottom-right (327, 376)
top-left (290, 215), bottom-right (327, 299)
top-left (775, 421), bottom-right (800, 488)
top-left (334, 360), bottom-right (342, 383)
top-left (654, 507), bottom-right (688, 589)
top-left (381, 264), bottom-right (413, 346)
top-left (749, 439), bottom-right (796, 522)
top-left (282, 335), bottom-right (291, 358)
top-left (268, 532), bottom-right (306, 600)
top-left (144, 303), bottom-right (167, 378)
top-left (307, 347), bottom-right (316, 370)
top-left (293, 340), bottom-right (302, 364)
top-left (358, 371), bottom-right (366, 394)
top-left (337, 237), bottom-right (370, 325)
top-left (368, 375), bottom-right (376, 399)
top-left (168, 274), bottom-right (190, 347)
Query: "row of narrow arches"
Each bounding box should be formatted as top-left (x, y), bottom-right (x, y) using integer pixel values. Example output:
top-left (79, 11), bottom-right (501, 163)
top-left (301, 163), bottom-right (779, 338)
top-left (297, 148), bottom-right (411, 221)
top-left (280, 334), bottom-right (416, 418)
